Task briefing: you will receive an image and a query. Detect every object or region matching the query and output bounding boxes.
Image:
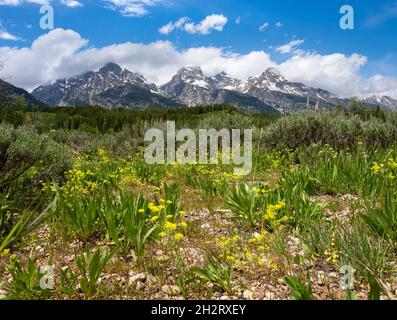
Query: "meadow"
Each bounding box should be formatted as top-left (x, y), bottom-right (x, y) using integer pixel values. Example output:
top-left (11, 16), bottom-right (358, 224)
top-left (0, 101), bottom-right (396, 300)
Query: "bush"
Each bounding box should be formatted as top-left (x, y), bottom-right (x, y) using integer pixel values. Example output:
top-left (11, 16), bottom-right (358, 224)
top-left (262, 112), bottom-right (396, 150)
top-left (0, 124), bottom-right (73, 199)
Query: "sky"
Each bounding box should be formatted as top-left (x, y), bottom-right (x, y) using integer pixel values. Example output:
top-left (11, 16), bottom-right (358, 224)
top-left (0, 0), bottom-right (397, 99)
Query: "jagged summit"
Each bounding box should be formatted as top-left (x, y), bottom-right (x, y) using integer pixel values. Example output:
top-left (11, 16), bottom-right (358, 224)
top-left (99, 62), bottom-right (123, 75)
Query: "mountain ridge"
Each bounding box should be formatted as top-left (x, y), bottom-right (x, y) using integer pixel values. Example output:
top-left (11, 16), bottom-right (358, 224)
top-left (24, 63), bottom-right (397, 112)
top-left (0, 78), bottom-right (46, 108)
top-left (31, 62), bottom-right (180, 109)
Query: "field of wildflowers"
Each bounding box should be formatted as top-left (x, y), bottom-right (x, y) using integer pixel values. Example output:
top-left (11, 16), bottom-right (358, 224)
top-left (0, 105), bottom-right (396, 300)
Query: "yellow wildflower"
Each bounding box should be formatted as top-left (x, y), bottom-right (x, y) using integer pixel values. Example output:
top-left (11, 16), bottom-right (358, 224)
top-left (388, 159), bottom-right (397, 169)
top-left (164, 222), bottom-right (177, 231)
top-left (150, 206), bottom-right (161, 213)
top-left (371, 162), bottom-right (384, 175)
top-left (174, 233), bottom-right (184, 240)
top-left (1, 249), bottom-right (10, 257)
top-left (150, 216), bottom-right (159, 222)
top-left (179, 221), bottom-right (188, 228)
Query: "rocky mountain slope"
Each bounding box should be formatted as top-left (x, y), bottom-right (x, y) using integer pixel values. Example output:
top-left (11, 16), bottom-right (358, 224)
top-left (0, 78), bottom-right (46, 108)
top-left (364, 95), bottom-right (397, 111)
top-left (159, 67), bottom-right (277, 113)
top-left (32, 63), bottom-right (181, 109)
top-left (161, 66), bottom-right (397, 112)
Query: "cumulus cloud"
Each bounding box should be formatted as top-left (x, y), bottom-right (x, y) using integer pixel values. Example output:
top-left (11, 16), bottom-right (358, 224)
top-left (184, 14), bottom-right (228, 35)
top-left (1, 28), bottom-right (397, 99)
top-left (0, 29), bottom-right (87, 89)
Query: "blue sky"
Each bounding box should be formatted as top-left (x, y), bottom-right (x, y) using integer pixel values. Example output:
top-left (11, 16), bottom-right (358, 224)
top-left (1, 0), bottom-right (397, 98)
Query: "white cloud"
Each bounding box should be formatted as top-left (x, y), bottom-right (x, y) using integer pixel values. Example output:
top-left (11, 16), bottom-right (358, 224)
top-left (275, 21), bottom-right (283, 27)
top-left (159, 14), bottom-right (228, 35)
top-left (276, 39), bottom-right (304, 54)
top-left (0, 29), bottom-right (21, 40)
top-left (104, 0), bottom-right (165, 17)
top-left (0, 29), bottom-right (87, 89)
top-left (278, 53), bottom-right (385, 98)
top-left (184, 14), bottom-right (228, 35)
top-left (258, 22), bottom-right (269, 32)
top-left (1, 28), bottom-right (397, 100)
top-left (0, 22), bottom-right (21, 41)
top-left (159, 17), bottom-right (188, 35)
top-left (61, 0), bottom-right (82, 7)
top-left (235, 17), bottom-right (240, 25)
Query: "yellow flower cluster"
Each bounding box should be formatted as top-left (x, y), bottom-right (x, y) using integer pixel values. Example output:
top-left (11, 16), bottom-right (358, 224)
top-left (214, 230), bottom-right (279, 270)
top-left (371, 159), bottom-right (397, 180)
top-left (371, 162), bottom-right (385, 175)
top-left (144, 200), bottom-right (188, 241)
top-left (389, 158), bottom-right (397, 169)
top-left (97, 148), bottom-right (110, 163)
top-left (0, 248), bottom-right (10, 257)
top-left (263, 201), bottom-right (287, 228)
top-left (253, 185), bottom-right (272, 194)
top-left (324, 233), bottom-right (339, 264)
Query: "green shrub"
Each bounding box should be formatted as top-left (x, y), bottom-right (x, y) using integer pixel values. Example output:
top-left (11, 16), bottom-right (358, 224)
top-left (262, 112), bottom-right (396, 150)
top-left (0, 124), bottom-right (73, 196)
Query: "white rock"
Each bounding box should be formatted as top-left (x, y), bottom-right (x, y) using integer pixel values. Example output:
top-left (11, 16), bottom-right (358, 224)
top-left (128, 272), bottom-right (146, 286)
top-left (162, 285), bottom-right (181, 296)
top-left (243, 290), bottom-right (254, 299)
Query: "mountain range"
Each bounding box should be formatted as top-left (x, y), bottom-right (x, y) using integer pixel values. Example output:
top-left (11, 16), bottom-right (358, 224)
top-left (1, 62), bottom-right (396, 113)
top-left (31, 63), bottom-right (181, 109)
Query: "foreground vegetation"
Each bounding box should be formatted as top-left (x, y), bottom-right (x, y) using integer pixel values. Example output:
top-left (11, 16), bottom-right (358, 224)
top-left (0, 101), bottom-right (396, 300)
